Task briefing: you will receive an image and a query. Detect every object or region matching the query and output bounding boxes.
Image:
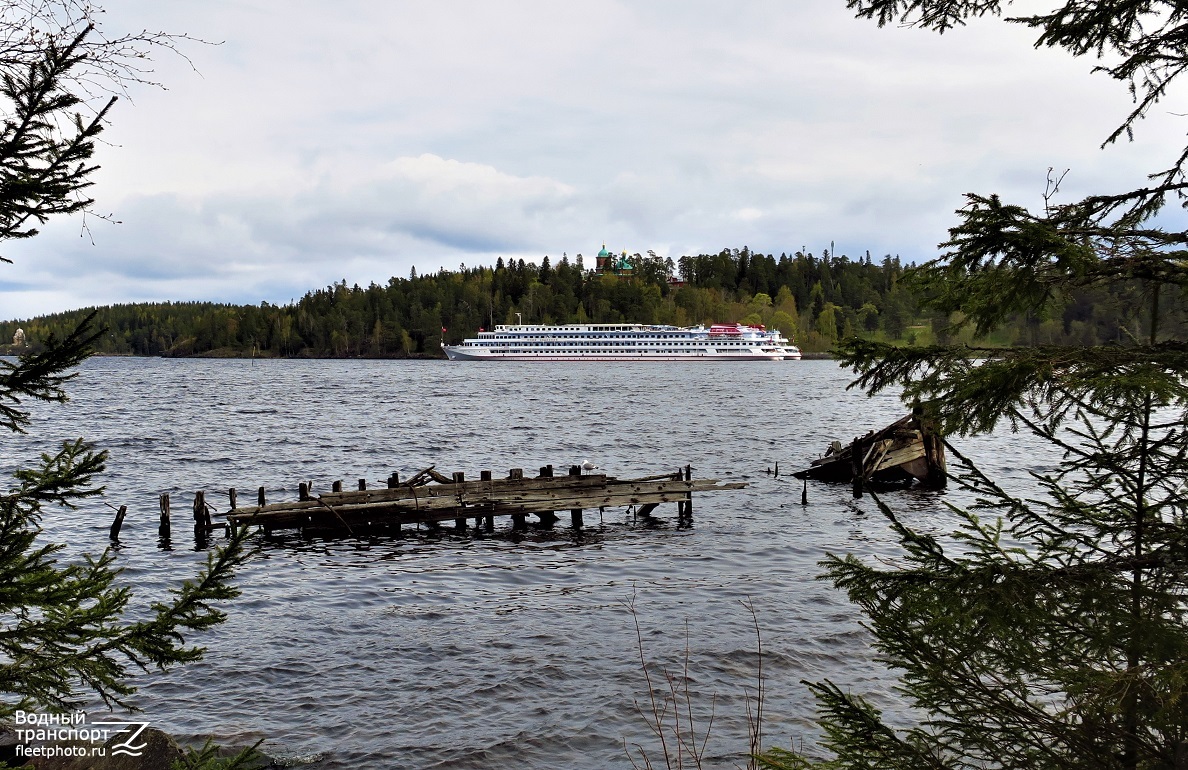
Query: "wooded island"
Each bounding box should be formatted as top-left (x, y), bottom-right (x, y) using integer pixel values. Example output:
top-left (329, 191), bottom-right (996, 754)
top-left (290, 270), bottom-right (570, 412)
top-left (4, 245), bottom-right (1185, 358)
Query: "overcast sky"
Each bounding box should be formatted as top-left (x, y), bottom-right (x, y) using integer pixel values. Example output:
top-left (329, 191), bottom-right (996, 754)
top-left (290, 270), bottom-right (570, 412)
top-left (1, 0), bottom-right (1183, 320)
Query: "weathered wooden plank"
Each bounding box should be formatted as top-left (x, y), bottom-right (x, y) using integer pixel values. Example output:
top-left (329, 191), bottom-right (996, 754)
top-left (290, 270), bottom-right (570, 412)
top-left (222, 469), bottom-right (746, 534)
top-left (471, 479), bottom-right (738, 506)
top-left (228, 488), bottom-right (732, 529)
top-left (227, 478), bottom-right (741, 523)
top-left (874, 443), bottom-right (926, 471)
top-left (231, 474), bottom-right (615, 516)
top-left (319, 473), bottom-right (613, 503)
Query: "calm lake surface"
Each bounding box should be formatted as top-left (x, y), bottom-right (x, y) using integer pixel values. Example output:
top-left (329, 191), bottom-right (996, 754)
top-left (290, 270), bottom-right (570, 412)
top-left (3, 358), bottom-right (1054, 768)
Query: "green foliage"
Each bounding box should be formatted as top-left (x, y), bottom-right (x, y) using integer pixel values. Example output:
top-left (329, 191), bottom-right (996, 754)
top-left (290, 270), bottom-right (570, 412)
top-left (8, 244), bottom-right (1186, 357)
top-left (0, 11), bottom-right (252, 722)
top-left (0, 25), bottom-right (113, 250)
top-left (172, 739), bottom-right (267, 770)
top-left (0, 334), bottom-right (255, 712)
top-left (764, 1), bottom-right (1188, 767)
top-left (1, 249), bottom-right (921, 355)
top-left (782, 382), bottom-right (1188, 766)
top-left (816, 304), bottom-right (840, 342)
top-left (0, 313), bottom-right (100, 432)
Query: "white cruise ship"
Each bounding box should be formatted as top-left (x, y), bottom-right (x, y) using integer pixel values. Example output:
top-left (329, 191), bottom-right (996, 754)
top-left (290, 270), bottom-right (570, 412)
top-left (442, 323), bottom-right (801, 361)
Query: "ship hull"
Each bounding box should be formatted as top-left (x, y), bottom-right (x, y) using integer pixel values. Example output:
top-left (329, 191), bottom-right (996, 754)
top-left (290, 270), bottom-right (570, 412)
top-left (443, 347), bottom-right (797, 361)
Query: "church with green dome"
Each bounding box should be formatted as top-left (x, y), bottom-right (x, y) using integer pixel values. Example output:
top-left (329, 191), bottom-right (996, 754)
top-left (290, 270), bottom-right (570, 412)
top-left (594, 244), bottom-right (634, 277)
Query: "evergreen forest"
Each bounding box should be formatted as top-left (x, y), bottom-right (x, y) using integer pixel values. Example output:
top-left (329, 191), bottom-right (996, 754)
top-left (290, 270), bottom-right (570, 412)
top-left (4, 246), bottom-right (1185, 358)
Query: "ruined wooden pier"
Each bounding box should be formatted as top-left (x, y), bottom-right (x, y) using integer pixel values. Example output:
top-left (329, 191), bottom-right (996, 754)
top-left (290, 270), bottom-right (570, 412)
top-left (174, 464), bottom-right (746, 537)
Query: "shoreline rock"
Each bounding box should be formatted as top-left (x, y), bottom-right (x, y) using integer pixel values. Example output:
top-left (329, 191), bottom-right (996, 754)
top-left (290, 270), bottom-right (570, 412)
top-left (18, 727), bottom-right (183, 770)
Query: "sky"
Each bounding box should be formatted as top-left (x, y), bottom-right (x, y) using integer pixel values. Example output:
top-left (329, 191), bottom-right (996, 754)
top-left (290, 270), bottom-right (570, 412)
top-left (1, 0), bottom-right (1184, 320)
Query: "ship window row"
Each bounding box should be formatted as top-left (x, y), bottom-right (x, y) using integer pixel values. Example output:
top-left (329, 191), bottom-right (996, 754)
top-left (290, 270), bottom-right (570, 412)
top-left (483, 342), bottom-right (759, 348)
top-left (491, 334), bottom-right (704, 340)
top-left (482, 341), bottom-right (757, 347)
top-left (497, 349), bottom-right (720, 354)
top-left (486, 349), bottom-right (756, 353)
top-left (492, 346), bottom-right (735, 351)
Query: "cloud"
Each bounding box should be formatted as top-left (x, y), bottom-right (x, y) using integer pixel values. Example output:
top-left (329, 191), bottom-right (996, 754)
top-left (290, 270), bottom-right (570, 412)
top-left (2, 0), bottom-right (1184, 319)
top-left (1, 154), bottom-right (587, 316)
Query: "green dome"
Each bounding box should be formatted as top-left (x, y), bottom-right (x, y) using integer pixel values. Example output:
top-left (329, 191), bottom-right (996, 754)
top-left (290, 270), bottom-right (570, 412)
top-left (597, 243), bottom-right (610, 258)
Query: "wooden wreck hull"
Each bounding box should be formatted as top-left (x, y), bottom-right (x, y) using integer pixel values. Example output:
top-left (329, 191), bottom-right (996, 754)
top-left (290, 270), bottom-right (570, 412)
top-left (793, 414), bottom-right (946, 489)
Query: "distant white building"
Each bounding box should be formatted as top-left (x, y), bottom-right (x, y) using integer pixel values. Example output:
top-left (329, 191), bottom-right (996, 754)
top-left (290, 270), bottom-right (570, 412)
top-left (12, 328), bottom-right (25, 346)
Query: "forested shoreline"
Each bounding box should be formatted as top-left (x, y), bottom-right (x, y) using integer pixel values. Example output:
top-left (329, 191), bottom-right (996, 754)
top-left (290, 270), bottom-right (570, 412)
top-left (3, 246), bottom-right (1182, 358)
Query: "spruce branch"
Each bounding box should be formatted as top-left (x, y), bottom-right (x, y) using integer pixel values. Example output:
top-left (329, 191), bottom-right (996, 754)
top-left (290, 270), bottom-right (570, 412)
top-left (0, 309), bottom-right (103, 432)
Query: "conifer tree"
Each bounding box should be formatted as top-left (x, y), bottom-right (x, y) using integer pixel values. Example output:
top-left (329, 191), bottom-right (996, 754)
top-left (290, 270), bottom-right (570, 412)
top-left (0, 10), bottom-right (251, 720)
top-left (761, 1), bottom-right (1188, 768)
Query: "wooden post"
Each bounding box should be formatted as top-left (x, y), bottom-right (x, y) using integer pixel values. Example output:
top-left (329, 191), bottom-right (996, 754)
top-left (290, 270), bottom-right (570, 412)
top-left (453, 472), bottom-right (467, 530)
top-left (109, 505), bottom-right (127, 540)
top-left (159, 493), bottom-right (171, 536)
top-left (537, 466), bottom-right (557, 526)
top-left (388, 472), bottom-right (400, 488)
top-left (512, 470), bottom-right (528, 527)
top-left (226, 490), bottom-right (237, 535)
top-left (851, 439), bottom-right (864, 499)
top-left (358, 478), bottom-right (367, 491)
top-left (919, 416), bottom-right (948, 489)
top-left (569, 465), bottom-right (583, 529)
top-left (675, 469), bottom-right (685, 516)
top-left (258, 486), bottom-right (267, 506)
top-left (299, 482), bottom-right (311, 501)
top-left (193, 491), bottom-right (209, 527)
top-left (332, 480), bottom-right (343, 493)
top-left (481, 471), bottom-right (494, 530)
top-left (683, 464), bottom-right (693, 519)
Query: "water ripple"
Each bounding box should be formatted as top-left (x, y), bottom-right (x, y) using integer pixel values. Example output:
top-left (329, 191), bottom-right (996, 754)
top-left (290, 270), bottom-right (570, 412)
top-left (0, 358), bottom-right (1058, 768)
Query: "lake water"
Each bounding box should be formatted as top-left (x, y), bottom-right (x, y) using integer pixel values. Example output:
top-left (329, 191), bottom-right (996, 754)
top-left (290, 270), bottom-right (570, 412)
top-left (2, 358), bottom-right (1053, 768)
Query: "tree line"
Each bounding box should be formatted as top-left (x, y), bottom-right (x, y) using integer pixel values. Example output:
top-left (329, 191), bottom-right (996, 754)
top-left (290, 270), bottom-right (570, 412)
top-left (3, 245), bottom-right (1185, 358)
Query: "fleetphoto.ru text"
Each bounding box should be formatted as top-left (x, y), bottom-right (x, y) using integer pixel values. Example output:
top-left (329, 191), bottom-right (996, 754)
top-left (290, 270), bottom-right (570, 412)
top-left (13, 710), bottom-right (150, 760)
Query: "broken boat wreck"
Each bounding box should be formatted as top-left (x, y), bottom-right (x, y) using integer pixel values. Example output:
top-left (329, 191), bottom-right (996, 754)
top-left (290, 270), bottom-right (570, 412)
top-left (793, 413), bottom-right (947, 492)
top-left (218, 465), bottom-right (745, 536)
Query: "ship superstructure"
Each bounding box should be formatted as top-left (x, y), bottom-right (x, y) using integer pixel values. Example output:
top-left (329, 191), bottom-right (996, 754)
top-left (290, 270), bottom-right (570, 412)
top-left (442, 323), bottom-right (801, 361)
